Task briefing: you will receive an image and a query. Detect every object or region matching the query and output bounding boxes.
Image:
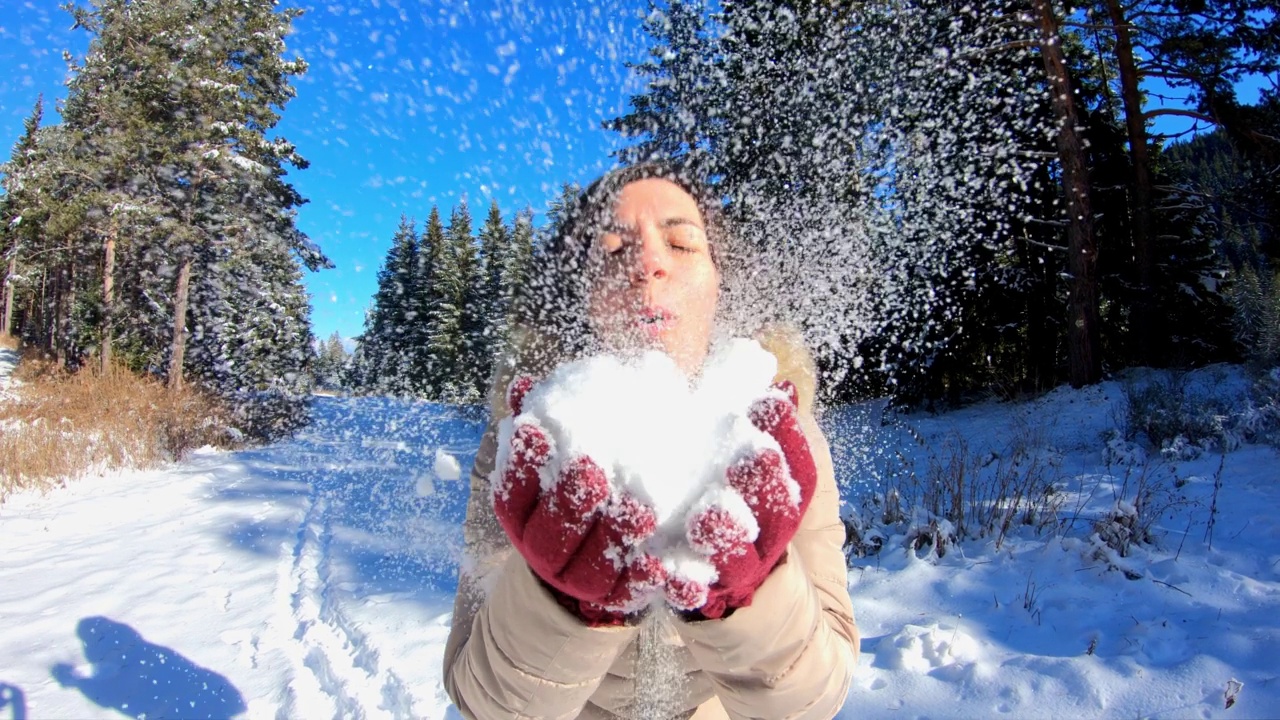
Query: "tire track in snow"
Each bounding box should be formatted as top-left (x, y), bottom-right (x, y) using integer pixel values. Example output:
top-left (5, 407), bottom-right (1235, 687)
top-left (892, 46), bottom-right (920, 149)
top-left (270, 486), bottom-right (416, 719)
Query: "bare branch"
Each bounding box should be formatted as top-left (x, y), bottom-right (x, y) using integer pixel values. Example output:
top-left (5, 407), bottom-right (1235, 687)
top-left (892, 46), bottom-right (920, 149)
top-left (1023, 235), bottom-right (1068, 252)
top-left (1144, 108), bottom-right (1217, 125)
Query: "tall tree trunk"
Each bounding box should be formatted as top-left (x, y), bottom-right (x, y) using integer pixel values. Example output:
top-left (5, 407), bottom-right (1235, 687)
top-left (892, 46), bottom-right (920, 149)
top-left (66, 256), bottom-right (79, 366)
top-left (54, 262), bottom-right (68, 366)
top-left (101, 220), bottom-right (117, 374)
top-left (1017, 227), bottom-right (1058, 392)
top-left (1033, 0), bottom-right (1101, 387)
top-left (1, 251), bottom-right (15, 338)
top-left (168, 257), bottom-right (191, 390)
top-left (37, 264), bottom-right (48, 350)
top-left (1104, 0), bottom-right (1156, 365)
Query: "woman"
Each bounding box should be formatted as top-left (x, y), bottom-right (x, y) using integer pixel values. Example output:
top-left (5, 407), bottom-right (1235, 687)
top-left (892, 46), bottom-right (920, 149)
top-left (443, 163), bottom-right (858, 719)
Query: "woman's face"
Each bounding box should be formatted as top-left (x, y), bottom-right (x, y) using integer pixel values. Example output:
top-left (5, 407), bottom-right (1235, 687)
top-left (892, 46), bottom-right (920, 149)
top-left (587, 177), bottom-right (720, 376)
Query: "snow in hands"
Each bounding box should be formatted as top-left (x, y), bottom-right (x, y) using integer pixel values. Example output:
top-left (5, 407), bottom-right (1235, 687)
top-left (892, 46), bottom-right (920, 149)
top-left (492, 339), bottom-right (800, 612)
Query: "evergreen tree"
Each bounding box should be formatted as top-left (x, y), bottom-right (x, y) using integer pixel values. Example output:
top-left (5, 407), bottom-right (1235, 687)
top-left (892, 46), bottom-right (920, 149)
top-left (610, 0), bottom-right (1052, 399)
top-left (345, 318), bottom-right (376, 393)
top-left (12, 0), bottom-right (332, 437)
top-left (428, 202), bottom-right (476, 401)
top-left (607, 0), bottom-right (718, 168)
top-left (504, 208), bottom-right (537, 331)
top-left (0, 98), bottom-right (94, 364)
top-left (542, 184), bottom-right (582, 243)
top-left (1166, 100), bottom-right (1280, 366)
top-left (313, 331), bottom-right (349, 392)
top-left (353, 215), bottom-right (419, 395)
top-left (1, 97), bottom-right (47, 340)
top-left (346, 198), bottom-right (536, 404)
top-left (412, 206), bottom-right (448, 395)
top-left (1075, 0), bottom-right (1278, 364)
top-left (472, 200), bottom-right (513, 395)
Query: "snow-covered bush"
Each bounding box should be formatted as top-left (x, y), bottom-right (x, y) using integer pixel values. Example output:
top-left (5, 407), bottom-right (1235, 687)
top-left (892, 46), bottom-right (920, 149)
top-left (840, 502), bottom-right (886, 560)
top-left (905, 515), bottom-right (957, 560)
top-left (1160, 434), bottom-right (1207, 461)
top-left (1245, 369), bottom-right (1280, 448)
top-left (1121, 373), bottom-right (1232, 451)
top-left (1101, 429), bottom-right (1146, 466)
top-left (1121, 368), bottom-right (1280, 454)
top-left (224, 388), bottom-right (312, 443)
top-left (918, 431), bottom-right (1062, 547)
top-left (1090, 456), bottom-right (1190, 566)
top-left (1092, 500), bottom-right (1151, 558)
top-left (846, 423), bottom-right (1063, 564)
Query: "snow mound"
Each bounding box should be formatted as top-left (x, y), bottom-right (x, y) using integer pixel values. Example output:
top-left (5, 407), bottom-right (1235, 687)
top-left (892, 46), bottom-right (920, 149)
top-left (494, 339), bottom-right (786, 584)
top-left (875, 623), bottom-right (983, 674)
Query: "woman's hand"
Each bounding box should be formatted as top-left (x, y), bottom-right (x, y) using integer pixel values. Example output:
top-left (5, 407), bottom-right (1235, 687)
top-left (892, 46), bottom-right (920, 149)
top-left (667, 381), bottom-right (818, 619)
top-left (492, 376), bottom-right (667, 624)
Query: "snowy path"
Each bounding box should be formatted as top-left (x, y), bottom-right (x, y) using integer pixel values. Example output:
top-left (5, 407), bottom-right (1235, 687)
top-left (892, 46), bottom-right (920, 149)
top-left (1, 395), bottom-right (480, 720)
top-left (2, 365), bottom-right (1279, 718)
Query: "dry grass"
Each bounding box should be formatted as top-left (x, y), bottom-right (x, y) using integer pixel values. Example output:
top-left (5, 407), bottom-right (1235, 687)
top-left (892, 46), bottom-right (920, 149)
top-left (0, 333), bottom-right (18, 350)
top-left (1, 352), bottom-right (235, 500)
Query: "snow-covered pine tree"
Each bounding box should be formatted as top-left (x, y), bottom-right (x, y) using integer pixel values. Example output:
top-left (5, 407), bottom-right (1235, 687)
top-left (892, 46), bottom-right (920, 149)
top-left (469, 200), bottom-right (512, 397)
top-left (0, 97), bottom-right (47, 342)
top-left (0, 90), bottom-right (108, 366)
top-left (490, 205), bottom-right (536, 371)
top-left (503, 208), bottom-right (536, 323)
top-left (56, 0), bottom-right (326, 437)
top-left (60, 0), bottom-right (187, 377)
top-left (345, 312), bottom-right (378, 393)
top-left (610, 0), bottom-right (1050, 400)
top-left (312, 331), bottom-right (349, 392)
top-left (431, 202), bottom-right (477, 402)
top-left (355, 215), bottom-right (419, 396)
top-left (411, 206), bottom-right (448, 396)
top-left (328, 333), bottom-right (351, 389)
top-left (606, 0), bottom-right (718, 168)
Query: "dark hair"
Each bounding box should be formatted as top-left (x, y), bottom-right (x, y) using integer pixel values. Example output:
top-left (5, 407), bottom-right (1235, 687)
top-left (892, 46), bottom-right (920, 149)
top-left (509, 161), bottom-right (728, 374)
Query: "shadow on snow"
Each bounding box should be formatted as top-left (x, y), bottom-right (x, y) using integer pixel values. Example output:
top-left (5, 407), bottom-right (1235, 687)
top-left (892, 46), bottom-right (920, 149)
top-left (51, 616), bottom-right (246, 720)
top-left (0, 683), bottom-right (27, 720)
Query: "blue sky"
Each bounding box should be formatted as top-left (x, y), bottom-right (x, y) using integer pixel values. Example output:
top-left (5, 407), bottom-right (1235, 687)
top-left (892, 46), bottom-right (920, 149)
top-left (0, 0), bottom-right (653, 343)
top-left (0, 0), bottom-right (1271, 344)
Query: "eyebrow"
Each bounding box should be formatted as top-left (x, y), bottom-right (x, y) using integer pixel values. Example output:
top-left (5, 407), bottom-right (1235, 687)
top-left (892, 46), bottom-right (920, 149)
top-left (661, 216), bottom-right (705, 230)
top-left (602, 216), bottom-right (705, 234)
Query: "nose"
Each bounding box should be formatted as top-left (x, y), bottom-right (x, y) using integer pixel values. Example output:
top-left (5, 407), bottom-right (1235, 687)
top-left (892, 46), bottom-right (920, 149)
top-left (629, 224), bottom-right (669, 284)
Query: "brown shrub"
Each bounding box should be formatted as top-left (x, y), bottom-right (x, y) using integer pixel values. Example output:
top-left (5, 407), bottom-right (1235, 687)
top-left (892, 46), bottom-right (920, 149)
top-left (0, 356), bottom-right (235, 500)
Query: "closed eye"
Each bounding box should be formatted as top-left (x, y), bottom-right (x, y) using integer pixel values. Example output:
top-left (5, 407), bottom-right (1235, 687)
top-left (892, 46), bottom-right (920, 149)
top-left (666, 224), bottom-right (706, 254)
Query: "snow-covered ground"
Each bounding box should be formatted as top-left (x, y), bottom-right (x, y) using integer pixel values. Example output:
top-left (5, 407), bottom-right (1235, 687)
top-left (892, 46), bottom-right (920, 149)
top-left (0, 347), bottom-right (17, 400)
top-left (831, 371), bottom-right (1280, 718)
top-left (2, 359), bottom-right (1278, 719)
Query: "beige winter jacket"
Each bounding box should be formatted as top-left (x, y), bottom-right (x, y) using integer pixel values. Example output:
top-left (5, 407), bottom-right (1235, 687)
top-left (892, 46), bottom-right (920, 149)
top-left (443, 333), bottom-right (859, 719)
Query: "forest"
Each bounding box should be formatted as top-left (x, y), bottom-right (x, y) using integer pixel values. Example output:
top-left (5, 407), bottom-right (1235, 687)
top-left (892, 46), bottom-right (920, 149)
top-left (1, 0), bottom-right (1276, 430)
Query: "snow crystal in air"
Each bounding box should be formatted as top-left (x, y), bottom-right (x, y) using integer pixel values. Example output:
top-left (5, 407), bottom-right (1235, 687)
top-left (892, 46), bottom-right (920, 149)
top-left (415, 473), bottom-right (436, 498)
top-left (433, 448), bottom-right (462, 481)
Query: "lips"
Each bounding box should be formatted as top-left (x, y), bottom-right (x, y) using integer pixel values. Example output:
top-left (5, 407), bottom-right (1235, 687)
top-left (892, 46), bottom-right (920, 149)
top-left (635, 306), bottom-right (675, 339)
